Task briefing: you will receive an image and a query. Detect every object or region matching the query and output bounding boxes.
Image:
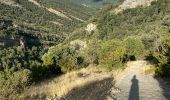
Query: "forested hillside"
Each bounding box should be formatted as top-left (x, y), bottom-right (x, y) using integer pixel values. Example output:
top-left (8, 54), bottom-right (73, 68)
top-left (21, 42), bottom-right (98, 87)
top-left (1, 0), bottom-right (170, 99)
top-left (0, 0), bottom-right (92, 98)
top-left (0, 0), bottom-right (122, 98)
top-left (44, 0), bottom-right (170, 77)
top-left (0, 0), bottom-right (94, 45)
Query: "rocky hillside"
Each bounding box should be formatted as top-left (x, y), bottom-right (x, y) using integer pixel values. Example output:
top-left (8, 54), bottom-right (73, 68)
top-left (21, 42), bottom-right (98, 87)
top-left (115, 0), bottom-right (156, 13)
top-left (0, 0), bottom-right (122, 47)
top-left (73, 0), bottom-right (119, 8)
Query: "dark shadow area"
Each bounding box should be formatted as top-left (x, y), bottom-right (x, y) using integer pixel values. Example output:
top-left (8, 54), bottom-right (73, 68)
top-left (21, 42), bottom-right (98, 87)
top-left (31, 65), bottom-right (62, 82)
top-left (145, 51), bottom-right (170, 99)
top-left (64, 78), bottom-right (113, 100)
top-left (93, 0), bottom-right (103, 2)
top-left (122, 55), bottom-right (136, 63)
top-left (128, 75), bottom-right (139, 100)
top-left (154, 77), bottom-right (170, 100)
top-left (0, 36), bottom-right (19, 48)
top-left (130, 55), bottom-right (136, 61)
top-left (145, 53), bottom-right (159, 65)
top-left (31, 59), bottom-right (63, 83)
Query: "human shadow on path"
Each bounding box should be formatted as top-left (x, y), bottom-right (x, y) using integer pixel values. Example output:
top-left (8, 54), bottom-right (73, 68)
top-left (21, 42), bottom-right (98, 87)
top-left (128, 75), bottom-right (139, 100)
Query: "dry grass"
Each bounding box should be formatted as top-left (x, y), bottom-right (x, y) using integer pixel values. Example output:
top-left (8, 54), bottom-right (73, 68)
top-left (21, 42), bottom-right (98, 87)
top-left (21, 65), bottom-right (113, 99)
top-left (143, 65), bottom-right (156, 75)
top-left (20, 62), bottom-right (135, 99)
top-left (47, 8), bottom-right (71, 20)
top-left (28, 0), bottom-right (72, 21)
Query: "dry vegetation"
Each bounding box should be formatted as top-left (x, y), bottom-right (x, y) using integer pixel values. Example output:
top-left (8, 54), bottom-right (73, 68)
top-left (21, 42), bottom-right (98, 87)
top-left (21, 65), bottom-right (113, 99)
top-left (0, 0), bottom-right (21, 7)
top-left (143, 65), bottom-right (156, 75)
top-left (28, 0), bottom-right (84, 21)
top-left (47, 8), bottom-right (72, 20)
top-left (20, 61), bottom-right (137, 99)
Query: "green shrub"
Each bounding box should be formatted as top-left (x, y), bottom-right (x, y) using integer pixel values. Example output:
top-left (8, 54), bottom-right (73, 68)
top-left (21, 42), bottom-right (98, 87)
top-left (83, 39), bottom-right (100, 65)
top-left (155, 64), bottom-right (170, 77)
top-left (0, 68), bottom-right (32, 98)
top-left (153, 36), bottom-right (170, 77)
top-left (43, 44), bottom-right (87, 73)
top-left (98, 39), bottom-right (126, 70)
top-left (123, 37), bottom-right (144, 59)
top-left (141, 34), bottom-right (157, 52)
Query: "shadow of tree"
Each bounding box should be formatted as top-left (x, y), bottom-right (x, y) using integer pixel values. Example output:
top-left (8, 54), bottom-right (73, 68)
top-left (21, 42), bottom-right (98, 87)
top-left (145, 53), bottom-right (159, 65)
top-left (154, 77), bottom-right (170, 100)
top-left (64, 77), bottom-right (113, 100)
top-left (145, 52), bottom-right (170, 100)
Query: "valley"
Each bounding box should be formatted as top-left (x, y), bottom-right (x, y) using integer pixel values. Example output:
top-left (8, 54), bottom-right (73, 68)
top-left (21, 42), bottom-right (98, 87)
top-left (0, 0), bottom-right (170, 99)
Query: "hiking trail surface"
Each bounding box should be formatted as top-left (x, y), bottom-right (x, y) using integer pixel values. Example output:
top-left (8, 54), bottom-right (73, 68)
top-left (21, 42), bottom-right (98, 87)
top-left (64, 61), bottom-right (170, 100)
top-left (114, 61), bottom-right (170, 100)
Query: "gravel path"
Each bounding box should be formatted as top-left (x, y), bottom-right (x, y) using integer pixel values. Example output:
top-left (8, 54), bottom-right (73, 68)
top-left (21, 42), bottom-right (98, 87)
top-left (114, 61), bottom-right (170, 100)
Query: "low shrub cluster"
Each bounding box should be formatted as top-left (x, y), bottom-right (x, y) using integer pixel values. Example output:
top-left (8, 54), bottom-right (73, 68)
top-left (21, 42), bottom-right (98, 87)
top-left (0, 68), bottom-right (31, 98)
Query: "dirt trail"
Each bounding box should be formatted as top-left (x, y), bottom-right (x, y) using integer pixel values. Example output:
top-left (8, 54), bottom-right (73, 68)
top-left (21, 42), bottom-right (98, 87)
top-left (114, 61), bottom-right (170, 100)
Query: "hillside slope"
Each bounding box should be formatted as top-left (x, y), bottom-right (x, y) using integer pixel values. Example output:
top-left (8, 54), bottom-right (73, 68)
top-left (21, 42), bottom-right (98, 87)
top-left (1, 0), bottom-right (170, 99)
top-left (0, 0), bottom-right (94, 46)
top-left (43, 0), bottom-right (170, 80)
top-left (0, 0), bottom-right (122, 98)
top-left (115, 0), bottom-right (155, 13)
